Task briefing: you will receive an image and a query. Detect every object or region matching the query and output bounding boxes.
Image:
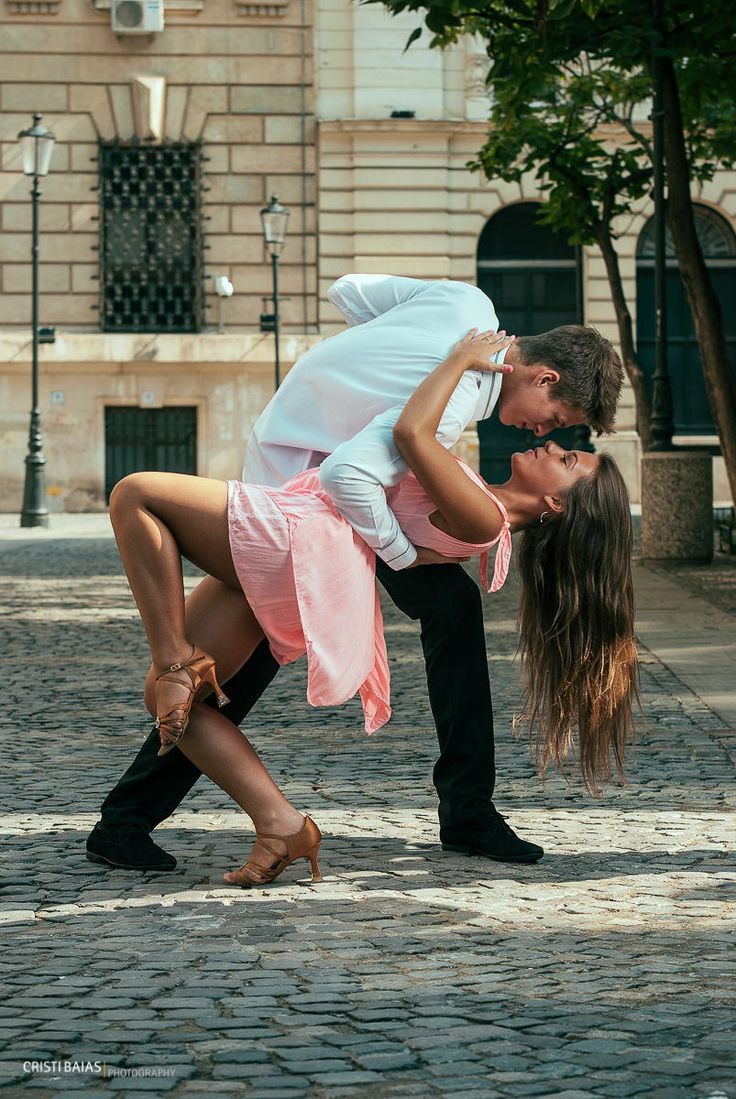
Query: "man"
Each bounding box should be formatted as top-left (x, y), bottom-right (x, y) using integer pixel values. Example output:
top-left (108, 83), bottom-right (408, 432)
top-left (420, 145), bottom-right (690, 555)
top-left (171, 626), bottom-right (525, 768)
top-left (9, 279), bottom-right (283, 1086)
top-left (87, 274), bottom-right (623, 872)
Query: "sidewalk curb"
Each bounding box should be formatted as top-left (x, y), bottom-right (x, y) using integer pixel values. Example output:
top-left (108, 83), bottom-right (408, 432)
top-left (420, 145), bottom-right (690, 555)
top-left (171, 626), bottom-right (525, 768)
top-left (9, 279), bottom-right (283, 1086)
top-left (634, 560), bottom-right (736, 727)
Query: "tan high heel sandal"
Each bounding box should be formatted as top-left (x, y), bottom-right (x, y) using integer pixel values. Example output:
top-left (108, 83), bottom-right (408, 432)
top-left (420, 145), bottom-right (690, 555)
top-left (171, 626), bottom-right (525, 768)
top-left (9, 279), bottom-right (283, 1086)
top-left (226, 816), bottom-right (323, 888)
top-left (155, 645), bottom-right (230, 757)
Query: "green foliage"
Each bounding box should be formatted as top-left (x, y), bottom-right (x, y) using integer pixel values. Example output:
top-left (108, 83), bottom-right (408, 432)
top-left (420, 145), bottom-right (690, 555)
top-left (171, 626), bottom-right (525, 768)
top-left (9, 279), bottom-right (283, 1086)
top-left (374, 0), bottom-right (736, 243)
top-left (472, 57), bottom-right (655, 245)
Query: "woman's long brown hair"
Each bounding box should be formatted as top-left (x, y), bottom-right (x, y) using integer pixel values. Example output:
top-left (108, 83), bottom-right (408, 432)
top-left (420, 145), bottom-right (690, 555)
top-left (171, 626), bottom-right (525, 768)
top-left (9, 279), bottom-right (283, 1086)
top-left (515, 453), bottom-right (639, 794)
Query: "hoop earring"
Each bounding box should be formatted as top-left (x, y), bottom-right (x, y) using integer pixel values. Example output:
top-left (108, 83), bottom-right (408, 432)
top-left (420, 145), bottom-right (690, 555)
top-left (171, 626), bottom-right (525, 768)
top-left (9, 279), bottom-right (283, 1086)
top-left (539, 511), bottom-right (549, 524)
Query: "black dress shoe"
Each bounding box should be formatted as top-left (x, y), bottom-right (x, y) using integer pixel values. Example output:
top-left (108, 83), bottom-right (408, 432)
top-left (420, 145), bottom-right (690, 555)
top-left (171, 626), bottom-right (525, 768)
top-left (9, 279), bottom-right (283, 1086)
top-left (441, 811), bottom-right (544, 864)
top-left (86, 824), bottom-right (177, 871)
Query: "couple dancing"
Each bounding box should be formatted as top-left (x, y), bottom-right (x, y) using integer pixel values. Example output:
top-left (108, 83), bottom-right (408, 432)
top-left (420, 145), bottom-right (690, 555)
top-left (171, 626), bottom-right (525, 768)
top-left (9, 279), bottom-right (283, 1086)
top-left (87, 274), bottom-right (637, 886)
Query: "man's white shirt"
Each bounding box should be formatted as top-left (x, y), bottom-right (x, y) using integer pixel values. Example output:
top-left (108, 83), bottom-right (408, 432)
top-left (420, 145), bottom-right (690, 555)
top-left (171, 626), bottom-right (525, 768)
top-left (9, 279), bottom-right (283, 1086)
top-left (243, 274), bottom-right (507, 570)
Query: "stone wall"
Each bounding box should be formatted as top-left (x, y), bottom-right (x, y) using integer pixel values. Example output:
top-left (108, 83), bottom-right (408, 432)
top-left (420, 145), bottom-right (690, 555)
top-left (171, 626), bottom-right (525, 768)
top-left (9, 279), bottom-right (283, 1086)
top-left (0, 0), bottom-right (317, 332)
top-left (315, 117), bottom-right (734, 503)
top-left (1, 0), bottom-right (734, 511)
top-left (314, 0), bottom-right (468, 121)
top-left (0, 331), bottom-right (321, 510)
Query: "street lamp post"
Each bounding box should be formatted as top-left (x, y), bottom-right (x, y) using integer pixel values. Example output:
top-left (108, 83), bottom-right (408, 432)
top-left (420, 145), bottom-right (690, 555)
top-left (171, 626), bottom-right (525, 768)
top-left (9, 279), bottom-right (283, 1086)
top-left (648, 0), bottom-right (675, 451)
top-left (640, 1), bottom-right (711, 564)
top-left (18, 112), bottom-right (55, 527)
top-left (260, 195), bottom-right (290, 390)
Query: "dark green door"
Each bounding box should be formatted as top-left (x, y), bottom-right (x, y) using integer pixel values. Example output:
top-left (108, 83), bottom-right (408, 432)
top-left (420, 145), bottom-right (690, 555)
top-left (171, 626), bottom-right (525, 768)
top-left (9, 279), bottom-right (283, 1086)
top-left (636, 207), bottom-right (736, 434)
top-left (104, 406), bottom-right (197, 501)
top-left (476, 203), bottom-right (588, 486)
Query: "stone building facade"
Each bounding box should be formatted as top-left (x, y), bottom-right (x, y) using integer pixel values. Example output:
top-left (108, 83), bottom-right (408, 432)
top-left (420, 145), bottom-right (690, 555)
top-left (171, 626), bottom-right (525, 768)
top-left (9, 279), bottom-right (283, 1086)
top-left (1, 0), bottom-right (734, 511)
top-left (312, 1), bottom-right (736, 503)
top-left (1, 0), bottom-right (319, 509)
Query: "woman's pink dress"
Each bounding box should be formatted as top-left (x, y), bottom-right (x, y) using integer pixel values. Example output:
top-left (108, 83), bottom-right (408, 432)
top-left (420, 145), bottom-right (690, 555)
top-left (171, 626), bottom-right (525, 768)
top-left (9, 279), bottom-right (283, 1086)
top-left (227, 460), bottom-right (512, 735)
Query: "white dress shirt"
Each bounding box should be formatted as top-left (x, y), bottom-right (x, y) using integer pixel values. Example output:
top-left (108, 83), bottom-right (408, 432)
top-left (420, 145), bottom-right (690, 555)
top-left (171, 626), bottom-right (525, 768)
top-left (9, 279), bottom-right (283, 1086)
top-left (244, 274), bottom-right (506, 570)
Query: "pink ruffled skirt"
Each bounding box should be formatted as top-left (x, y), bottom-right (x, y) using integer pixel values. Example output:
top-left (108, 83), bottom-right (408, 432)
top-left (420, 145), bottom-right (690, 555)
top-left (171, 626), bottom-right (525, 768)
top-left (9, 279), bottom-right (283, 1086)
top-left (226, 472), bottom-right (391, 734)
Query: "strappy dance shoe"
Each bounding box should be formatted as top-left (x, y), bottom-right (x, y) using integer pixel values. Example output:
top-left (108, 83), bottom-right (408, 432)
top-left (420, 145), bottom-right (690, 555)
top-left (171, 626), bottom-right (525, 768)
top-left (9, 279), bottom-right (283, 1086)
top-left (155, 645), bottom-right (229, 757)
top-left (225, 816), bottom-right (323, 888)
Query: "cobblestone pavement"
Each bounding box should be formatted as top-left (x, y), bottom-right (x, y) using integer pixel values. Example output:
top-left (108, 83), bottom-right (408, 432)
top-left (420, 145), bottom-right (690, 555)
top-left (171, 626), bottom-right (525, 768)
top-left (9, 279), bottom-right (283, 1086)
top-left (1, 521), bottom-right (735, 1098)
top-left (649, 553), bottom-right (736, 618)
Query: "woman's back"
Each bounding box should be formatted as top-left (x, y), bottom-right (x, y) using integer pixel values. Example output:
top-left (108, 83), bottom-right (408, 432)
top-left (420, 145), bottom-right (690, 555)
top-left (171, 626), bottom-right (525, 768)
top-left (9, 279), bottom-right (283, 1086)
top-left (268, 460), bottom-right (503, 552)
top-left (388, 462), bottom-right (503, 560)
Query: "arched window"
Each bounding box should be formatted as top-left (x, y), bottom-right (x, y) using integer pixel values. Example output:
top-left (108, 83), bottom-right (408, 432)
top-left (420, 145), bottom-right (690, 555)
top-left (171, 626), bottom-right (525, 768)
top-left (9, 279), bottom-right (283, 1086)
top-left (476, 203), bottom-right (587, 484)
top-left (477, 202), bottom-right (580, 333)
top-left (637, 206), bottom-right (736, 261)
top-left (636, 205), bottom-right (736, 434)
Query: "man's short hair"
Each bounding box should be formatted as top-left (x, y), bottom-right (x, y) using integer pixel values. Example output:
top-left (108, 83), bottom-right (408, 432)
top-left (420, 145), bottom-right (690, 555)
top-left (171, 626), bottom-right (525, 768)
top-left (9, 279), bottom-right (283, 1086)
top-left (515, 326), bottom-right (623, 435)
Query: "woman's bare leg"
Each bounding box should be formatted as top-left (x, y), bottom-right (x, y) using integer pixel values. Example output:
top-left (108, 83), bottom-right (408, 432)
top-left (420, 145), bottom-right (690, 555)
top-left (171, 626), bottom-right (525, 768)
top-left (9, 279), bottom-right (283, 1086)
top-left (141, 575), bottom-right (304, 837)
top-left (109, 474), bottom-right (306, 873)
top-left (177, 704), bottom-right (305, 881)
top-left (109, 470), bottom-right (257, 737)
top-left (164, 580), bottom-right (305, 878)
top-left (142, 575), bottom-right (267, 711)
top-left (109, 472), bottom-right (239, 670)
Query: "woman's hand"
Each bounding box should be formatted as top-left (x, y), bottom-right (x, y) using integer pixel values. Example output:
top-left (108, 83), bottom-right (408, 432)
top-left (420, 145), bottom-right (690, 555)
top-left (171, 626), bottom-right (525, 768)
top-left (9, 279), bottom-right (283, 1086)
top-left (446, 328), bottom-right (516, 374)
top-left (393, 325), bottom-right (516, 469)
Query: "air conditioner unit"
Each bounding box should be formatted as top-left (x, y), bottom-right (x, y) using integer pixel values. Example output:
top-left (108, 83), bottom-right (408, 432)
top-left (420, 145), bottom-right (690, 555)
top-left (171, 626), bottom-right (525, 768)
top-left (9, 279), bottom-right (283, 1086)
top-left (111, 0), bottom-right (164, 34)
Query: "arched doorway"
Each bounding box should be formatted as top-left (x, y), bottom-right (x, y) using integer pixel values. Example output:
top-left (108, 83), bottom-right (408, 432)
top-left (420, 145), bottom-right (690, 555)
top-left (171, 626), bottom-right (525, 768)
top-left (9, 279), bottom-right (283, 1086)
top-left (476, 202), bottom-right (588, 485)
top-left (636, 205), bottom-right (736, 434)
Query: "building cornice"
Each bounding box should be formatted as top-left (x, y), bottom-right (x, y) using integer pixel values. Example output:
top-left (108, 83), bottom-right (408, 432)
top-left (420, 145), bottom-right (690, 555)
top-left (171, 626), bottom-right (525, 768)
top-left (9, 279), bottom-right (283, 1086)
top-left (0, 331), bottom-right (322, 369)
top-left (6, 0), bottom-right (62, 12)
top-left (235, 0), bottom-right (290, 14)
top-left (319, 119), bottom-right (490, 135)
top-left (92, 0), bottom-right (205, 12)
top-left (318, 118), bottom-right (646, 140)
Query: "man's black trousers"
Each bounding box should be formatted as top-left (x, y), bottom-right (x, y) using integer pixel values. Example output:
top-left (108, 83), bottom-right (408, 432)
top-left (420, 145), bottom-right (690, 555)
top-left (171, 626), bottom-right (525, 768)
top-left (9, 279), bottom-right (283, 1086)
top-left (98, 562), bottom-right (496, 832)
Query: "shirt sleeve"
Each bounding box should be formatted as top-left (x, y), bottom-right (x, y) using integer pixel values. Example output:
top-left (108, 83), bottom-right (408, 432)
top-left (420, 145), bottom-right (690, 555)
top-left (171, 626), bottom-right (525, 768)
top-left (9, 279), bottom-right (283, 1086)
top-left (326, 274), bottom-right (430, 328)
top-left (318, 372), bottom-right (480, 570)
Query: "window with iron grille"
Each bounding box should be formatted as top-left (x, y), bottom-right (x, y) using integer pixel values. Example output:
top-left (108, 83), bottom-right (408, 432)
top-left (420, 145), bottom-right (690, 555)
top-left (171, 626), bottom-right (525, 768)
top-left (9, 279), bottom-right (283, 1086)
top-left (104, 407), bottom-right (197, 501)
top-left (99, 140), bottom-right (204, 333)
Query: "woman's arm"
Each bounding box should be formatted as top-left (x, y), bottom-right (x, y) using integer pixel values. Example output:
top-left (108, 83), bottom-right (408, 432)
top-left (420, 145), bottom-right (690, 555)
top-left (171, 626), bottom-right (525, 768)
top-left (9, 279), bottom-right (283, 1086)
top-left (393, 329), bottom-right (514, 545)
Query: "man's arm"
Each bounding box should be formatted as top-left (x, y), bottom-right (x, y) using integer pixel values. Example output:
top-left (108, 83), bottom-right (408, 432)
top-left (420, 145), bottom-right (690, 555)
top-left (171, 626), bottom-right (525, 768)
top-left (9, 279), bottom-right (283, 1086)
top-left (318, 372), bottom-right (481, 570)
top-left (327, 274), bottom-right (429, 328)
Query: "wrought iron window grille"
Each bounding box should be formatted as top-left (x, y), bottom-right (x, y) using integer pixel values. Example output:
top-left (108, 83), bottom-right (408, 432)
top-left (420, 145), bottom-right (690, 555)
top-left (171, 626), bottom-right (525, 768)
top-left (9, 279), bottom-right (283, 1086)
top-left (104, 405), bottom-right (197, 499)
top-left (98, 138), bottom-right (206, 333)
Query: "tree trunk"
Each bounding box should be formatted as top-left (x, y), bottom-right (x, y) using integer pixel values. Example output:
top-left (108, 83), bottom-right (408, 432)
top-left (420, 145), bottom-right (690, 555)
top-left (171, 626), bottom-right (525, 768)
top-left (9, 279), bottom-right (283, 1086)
top-left (593, 225), bottom-right (652, 449)
top-left (661, 55), bottom-right (736, 507)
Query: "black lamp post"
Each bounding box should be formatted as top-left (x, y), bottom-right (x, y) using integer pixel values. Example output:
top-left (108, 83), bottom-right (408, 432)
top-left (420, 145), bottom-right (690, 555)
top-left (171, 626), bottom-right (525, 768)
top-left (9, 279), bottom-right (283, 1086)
top-left (260, 195), bottom-right (290, 390)
top-left (18, 112), bottom-right (55, 527)
top-left (648, 0), bottom-right (675, 451)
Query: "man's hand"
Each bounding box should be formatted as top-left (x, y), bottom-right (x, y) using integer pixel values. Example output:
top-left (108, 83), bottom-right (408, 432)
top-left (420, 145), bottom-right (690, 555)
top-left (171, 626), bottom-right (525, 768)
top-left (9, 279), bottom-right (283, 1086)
top-left (408, 545), bottom-right (471, 568)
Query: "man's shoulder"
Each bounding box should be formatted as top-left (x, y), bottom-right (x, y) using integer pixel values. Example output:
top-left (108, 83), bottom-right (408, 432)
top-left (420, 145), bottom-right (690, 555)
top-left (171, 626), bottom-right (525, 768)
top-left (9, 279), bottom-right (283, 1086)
top-left (425, 280), bottom-right (495, 310)
top-left (428, 278), bottom-right (486, 296)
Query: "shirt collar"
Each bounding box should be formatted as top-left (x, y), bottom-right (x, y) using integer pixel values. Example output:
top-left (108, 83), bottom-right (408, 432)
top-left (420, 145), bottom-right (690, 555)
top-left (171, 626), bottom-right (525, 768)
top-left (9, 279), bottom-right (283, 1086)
top-left (471, 343), bottom-right (509, 422)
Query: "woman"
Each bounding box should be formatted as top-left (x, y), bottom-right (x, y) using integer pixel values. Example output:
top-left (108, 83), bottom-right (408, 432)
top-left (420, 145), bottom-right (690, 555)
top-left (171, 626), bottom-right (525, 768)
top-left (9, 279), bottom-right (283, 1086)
top-left (109, 329), bottom-right (637, 888)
